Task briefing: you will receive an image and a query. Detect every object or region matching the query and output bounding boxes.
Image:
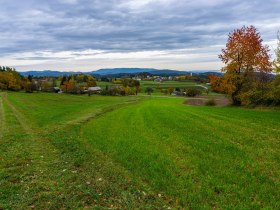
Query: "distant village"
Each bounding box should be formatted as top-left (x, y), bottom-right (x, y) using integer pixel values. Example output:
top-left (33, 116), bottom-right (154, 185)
top-left (0, 66), bottom-right (212, 97)
top-left (33, 72), bottom-right (210, 96)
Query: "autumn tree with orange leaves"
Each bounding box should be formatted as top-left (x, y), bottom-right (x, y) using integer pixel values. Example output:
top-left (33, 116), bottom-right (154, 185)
top-left (208, 75), bottom-right (225, 93)
top-left (219, 26), bottom-right (272, 105)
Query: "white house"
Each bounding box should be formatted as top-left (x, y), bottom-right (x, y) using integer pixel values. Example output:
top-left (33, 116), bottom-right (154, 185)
top-left (88, 86), bottom-right (102, 93)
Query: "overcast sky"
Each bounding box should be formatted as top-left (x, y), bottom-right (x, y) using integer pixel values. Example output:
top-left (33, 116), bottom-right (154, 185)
top-left (0, 0), bottom-right (279, 72)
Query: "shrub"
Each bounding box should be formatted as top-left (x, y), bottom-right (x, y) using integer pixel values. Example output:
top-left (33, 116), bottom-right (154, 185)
top-left (100, 89), bottom-right (110, 95)
top-left (185, 88), bottom-right (201, 97)
top-left (205, 98), bottom-right (216, 106)
top-left (240, 80), bottom-right (280, 106)
top-left (175, 87), bottom-right (181, 92)
top-left (145, 87), bottom-right (154, 95)
top-left (240, 90), bottom-right (266, 106)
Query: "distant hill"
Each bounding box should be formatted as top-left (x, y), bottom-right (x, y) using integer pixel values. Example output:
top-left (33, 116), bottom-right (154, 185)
top-left (94, 68), bottom-right (158, 75)
top-left (19, 68), bottom-right (221, 77)
top-left (20, 70), bottom-right (83, 77)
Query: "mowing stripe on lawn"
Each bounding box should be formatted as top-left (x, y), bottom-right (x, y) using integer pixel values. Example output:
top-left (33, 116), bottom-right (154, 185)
top-left (0, 94), bottom-right (5, 139)
top-left (81, 98), bottom-right (280, 209)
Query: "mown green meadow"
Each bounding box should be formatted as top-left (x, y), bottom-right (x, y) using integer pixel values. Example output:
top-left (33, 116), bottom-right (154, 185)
top-left (0, 92), bottom-right (279, 209)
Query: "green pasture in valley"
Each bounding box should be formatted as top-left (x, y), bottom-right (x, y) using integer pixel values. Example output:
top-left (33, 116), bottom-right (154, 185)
top-left (97, 80), bottom-right (207, 95)
top-left (0, 92), bottom-right (279, 209)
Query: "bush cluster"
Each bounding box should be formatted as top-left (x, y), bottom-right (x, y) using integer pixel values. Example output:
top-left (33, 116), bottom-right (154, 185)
top-left (185, 88), bottom-right (201, 97)
top-left (205, 98), bottom-right (216, 106)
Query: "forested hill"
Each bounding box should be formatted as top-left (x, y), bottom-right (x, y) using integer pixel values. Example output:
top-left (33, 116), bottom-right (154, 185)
top-left (19, 68), bottom-right (221, 77)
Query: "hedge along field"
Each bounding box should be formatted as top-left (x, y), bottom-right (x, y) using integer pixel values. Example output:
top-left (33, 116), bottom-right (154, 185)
top-left (0, 92), bottom-right (279, 209)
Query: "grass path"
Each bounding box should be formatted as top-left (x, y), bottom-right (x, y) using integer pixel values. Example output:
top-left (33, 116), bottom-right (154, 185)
top-left (4, 93), bottom-right (35, 133)
top-left (0, 92), bottom-right (174, 209)
top-left (0, 93), bottom-right (66, 208)
top-left (0, 93), bottom-right (5, 139)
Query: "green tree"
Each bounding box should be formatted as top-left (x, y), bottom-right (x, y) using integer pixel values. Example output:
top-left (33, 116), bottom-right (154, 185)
top-left (134, 80), bottom-right (140, 95)
top-left (60, 75), bottom-right (67, 86)
top-left (145, 87), bottom-right (153, 95)
top-left (273, 32), bottom-right (280, 74)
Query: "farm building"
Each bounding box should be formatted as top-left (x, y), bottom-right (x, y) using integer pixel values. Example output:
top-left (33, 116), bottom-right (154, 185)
top-left (88, 86), bottom-right (102, 94)
top-left (154, 77), bottom-right (163, 82)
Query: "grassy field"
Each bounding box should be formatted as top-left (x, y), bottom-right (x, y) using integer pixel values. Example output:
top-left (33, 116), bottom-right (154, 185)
top-left (0, 92), bottom-right (279, 209)
top-left (97, 80), bottom-right (209, 95)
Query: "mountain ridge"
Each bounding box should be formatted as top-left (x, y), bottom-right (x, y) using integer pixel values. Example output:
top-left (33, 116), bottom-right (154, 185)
top-left (19, 68), bottom-right (221, 77)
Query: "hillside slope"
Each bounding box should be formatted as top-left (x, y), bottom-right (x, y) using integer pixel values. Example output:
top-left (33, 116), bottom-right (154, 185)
top-left (0, 92), bottom-right (279, 209)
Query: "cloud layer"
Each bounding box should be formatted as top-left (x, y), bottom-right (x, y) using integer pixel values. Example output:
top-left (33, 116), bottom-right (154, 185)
top-left (0, 0), bottom-right (279, 71)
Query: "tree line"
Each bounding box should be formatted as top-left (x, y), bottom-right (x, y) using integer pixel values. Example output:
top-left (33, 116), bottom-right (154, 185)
top-left (0, 70), bottom-right (142, 95)
top-left (0, 70), bottom-right (97, 93)
top-left (0, 66), bottom-right (22, 91)
top-left (99, 79), bottom-right (141, 96)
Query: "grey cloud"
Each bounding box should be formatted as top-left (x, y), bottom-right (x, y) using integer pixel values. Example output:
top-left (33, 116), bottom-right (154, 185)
top-left (0, 0), bottom-right (279, 64)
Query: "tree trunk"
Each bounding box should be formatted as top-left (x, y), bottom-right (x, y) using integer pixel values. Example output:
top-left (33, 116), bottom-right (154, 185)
top-left (231, 91), bottom-right (241, 105)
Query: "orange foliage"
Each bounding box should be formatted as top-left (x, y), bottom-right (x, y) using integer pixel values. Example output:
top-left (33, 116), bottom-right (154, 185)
top-left (219, 25), bottom-right (272, 105)
top-left (208, 75), bottom-right (225, 93)
top-left (0, 71), bottom-right (21, 91)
